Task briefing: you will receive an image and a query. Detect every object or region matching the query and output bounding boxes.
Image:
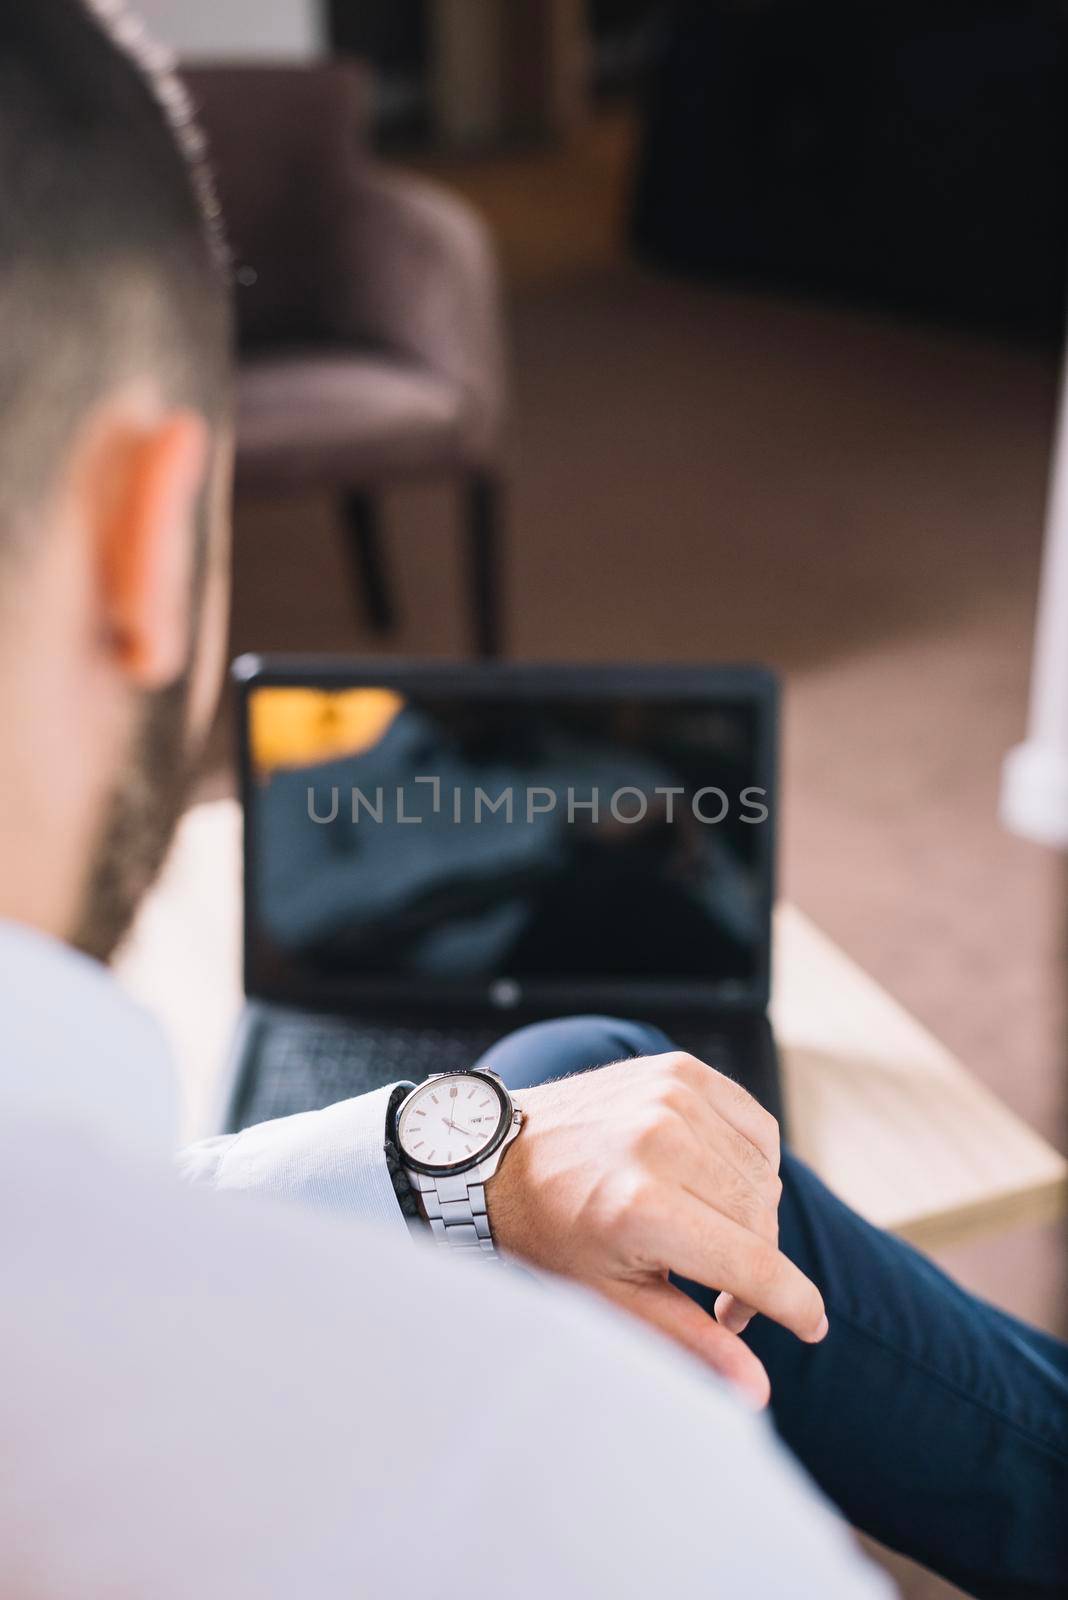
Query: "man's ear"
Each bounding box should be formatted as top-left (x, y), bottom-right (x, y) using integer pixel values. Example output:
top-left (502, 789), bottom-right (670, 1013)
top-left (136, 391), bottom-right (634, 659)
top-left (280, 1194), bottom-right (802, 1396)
top-left (94, 406), bottom-right (209, 689)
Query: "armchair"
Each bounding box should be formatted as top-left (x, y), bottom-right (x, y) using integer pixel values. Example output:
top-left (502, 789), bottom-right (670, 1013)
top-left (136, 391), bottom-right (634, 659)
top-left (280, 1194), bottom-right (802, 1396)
top-left (185, 64), bottom-right (508, 656)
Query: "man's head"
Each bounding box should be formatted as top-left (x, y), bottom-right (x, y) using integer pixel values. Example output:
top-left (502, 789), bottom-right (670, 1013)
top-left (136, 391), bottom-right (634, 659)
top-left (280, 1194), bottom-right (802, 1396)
top-left (0, 1), bottom-right (233, 959)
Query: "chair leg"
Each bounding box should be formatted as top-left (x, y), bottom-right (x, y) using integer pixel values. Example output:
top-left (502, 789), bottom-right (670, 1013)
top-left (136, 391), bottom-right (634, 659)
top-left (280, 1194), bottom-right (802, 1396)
top-left (466, 473), bottom-right (504, 658)
top-left (343, 491), bottom-right (397, 633)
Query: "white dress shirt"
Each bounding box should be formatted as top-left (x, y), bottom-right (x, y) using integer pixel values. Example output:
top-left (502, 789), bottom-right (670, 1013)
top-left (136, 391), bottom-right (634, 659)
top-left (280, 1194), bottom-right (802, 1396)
top-left (0, 918), bottom-right (892, 1599)
top-left (178, 1080), bottom-right (410, 1237)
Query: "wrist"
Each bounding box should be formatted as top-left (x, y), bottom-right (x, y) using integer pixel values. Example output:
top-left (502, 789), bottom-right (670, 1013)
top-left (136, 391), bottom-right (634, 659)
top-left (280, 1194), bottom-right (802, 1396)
top-left (483, 1087), bottom-right (536, 1257)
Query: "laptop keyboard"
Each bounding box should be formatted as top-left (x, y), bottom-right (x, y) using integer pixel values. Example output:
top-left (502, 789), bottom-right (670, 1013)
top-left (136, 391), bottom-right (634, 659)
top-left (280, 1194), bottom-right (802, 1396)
top-left (232, 1009), bottom-right (740, 1131)
top-left (235, 1014), bottom-right (506, 1127)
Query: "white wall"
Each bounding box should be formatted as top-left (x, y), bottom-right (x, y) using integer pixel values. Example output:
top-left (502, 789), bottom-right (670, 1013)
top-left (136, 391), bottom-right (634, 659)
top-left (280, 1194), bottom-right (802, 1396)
top-left (133, 0), bottom-right (324, 60)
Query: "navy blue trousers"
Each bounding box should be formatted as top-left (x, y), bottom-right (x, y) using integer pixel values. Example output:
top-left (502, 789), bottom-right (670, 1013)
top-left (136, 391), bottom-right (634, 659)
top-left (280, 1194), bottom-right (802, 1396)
top-left (475, 1016), bottom-right (1068, 1600)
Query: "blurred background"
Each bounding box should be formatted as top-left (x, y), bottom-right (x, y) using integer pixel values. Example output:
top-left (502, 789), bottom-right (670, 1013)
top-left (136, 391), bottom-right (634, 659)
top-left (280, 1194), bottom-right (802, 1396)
top-left (140, 5), bottom-right (1067, 1591)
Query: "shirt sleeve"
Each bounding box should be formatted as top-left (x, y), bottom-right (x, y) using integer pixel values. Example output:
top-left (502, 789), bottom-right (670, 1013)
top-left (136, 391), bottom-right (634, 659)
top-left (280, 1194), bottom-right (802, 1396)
top-left (175, 1083), bottom-right (412, 1241)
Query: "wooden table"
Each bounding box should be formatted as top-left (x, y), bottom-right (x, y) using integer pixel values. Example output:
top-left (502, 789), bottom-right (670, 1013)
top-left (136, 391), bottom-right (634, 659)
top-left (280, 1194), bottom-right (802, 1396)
top-left (118, 800), bottom-right (1068, 1251)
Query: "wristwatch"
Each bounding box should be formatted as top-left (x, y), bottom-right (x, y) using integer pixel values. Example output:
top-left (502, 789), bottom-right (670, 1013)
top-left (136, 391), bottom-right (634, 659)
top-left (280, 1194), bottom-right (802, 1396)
top-left (393, 1068), bottom-right (524, 1257)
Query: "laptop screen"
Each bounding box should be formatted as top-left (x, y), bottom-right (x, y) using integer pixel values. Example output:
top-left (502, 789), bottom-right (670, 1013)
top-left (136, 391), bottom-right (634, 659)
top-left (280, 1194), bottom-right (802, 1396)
top-left (239, 663), bottom-right (776, 1014)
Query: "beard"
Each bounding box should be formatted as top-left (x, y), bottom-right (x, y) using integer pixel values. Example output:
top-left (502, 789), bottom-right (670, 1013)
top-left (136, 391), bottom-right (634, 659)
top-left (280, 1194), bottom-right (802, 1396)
top-left (70, 673), bottom-right (197, 963)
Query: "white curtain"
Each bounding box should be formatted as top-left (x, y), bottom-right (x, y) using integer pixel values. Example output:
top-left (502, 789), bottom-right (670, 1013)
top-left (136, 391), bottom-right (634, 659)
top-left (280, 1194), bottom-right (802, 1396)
top-left (132, 0), bottom-right (324, 59)
top-left (1002, 370), bottom-right (1068, 848)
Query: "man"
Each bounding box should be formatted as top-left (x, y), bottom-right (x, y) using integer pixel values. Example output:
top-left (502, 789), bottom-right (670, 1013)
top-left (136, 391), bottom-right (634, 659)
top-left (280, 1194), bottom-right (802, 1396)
top-left (0, 5), bottom-right (1062, 1597)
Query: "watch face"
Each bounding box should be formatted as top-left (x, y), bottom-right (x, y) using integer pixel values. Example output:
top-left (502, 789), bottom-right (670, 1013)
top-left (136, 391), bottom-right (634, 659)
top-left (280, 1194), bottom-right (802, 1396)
top-left (396, 1073), bottom-right (507, 1173)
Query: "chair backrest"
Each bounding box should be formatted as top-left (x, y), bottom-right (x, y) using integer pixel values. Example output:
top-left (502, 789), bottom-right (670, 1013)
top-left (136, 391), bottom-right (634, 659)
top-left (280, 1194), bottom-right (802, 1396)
top-left (183, 63), bottom-right (369, 349)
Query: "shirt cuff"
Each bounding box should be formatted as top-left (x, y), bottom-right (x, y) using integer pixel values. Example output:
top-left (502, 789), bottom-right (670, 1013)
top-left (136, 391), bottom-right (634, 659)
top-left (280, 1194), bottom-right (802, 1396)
top-left (176, 1084), bottom-right (412, 1242)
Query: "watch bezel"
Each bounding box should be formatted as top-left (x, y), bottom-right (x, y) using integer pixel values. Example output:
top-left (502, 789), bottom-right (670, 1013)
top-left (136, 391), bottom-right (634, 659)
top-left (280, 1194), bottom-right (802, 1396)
top-left (396, 1068), bottom-right (513, 1177)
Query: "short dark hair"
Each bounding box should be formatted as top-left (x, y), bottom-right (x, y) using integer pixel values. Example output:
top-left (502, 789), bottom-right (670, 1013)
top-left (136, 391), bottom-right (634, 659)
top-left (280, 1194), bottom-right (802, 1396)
top-left (0, 0), bottom-right (232, 558)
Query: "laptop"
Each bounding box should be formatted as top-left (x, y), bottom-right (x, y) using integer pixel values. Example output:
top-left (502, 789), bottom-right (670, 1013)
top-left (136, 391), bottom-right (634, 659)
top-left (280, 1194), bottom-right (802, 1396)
top-left (222, 657), bottom-right (783, 1134)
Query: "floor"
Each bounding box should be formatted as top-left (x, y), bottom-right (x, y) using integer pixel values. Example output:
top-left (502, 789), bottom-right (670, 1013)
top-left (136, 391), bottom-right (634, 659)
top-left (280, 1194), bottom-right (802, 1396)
top-left (214, 115), bottom-right (1067, 1600)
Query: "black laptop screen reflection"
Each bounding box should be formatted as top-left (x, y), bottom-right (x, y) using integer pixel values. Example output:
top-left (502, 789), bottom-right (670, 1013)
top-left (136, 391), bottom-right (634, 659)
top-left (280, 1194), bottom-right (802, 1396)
top-left (246, 687), bottom-right (771, 1004)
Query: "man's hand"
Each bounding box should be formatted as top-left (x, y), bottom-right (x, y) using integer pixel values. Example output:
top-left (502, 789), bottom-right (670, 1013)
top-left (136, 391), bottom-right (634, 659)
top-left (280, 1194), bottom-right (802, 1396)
top-left (486, 1053), bottom-right (827, 1408)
